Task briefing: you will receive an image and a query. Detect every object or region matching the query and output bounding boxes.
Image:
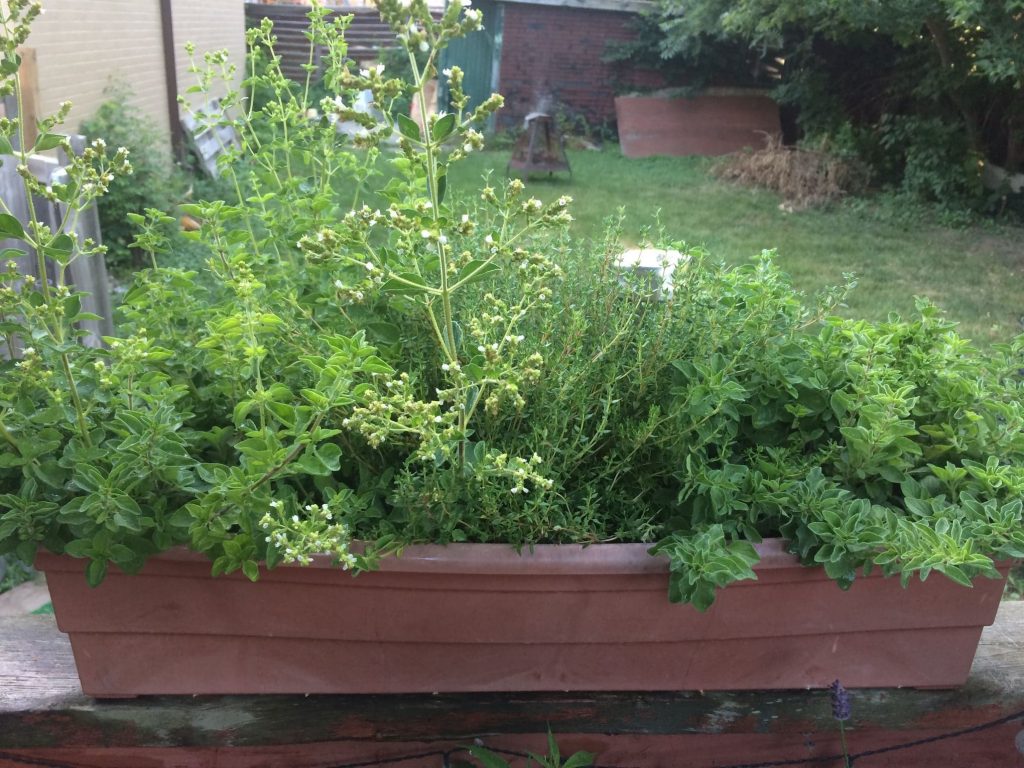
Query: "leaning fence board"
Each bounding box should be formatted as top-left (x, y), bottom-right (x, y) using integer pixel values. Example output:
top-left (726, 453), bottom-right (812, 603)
top-left (181, 99), bottom-right (240, 178)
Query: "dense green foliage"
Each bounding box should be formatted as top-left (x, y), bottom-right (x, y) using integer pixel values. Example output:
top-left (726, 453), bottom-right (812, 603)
top-left (651, 0), bottom-right (1024, 214)
top-left (79, 91), bottom-right (186, 276)
top-left (1, 0), bottom-right (1023, 607)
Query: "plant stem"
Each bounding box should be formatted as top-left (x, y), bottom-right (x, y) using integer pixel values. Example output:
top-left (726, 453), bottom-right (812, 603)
top-left (839, 721), bottom-right (850, 768)
top-left (408, 47), bottom-right (456, 362)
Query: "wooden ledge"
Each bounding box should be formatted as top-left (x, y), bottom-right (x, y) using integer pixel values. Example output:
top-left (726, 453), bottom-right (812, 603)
top-left (1, 604), bottom-right (1024, 767)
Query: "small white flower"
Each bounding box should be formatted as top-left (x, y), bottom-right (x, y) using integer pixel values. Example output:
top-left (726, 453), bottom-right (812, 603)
top-left (375, 63), bottom-right (385, 75)
top-left (419, 40), bottom-right (429, 52)
top-left (334, 279), bottom-right (345, 289)
top-left (461, 214), bottom-right (470, 223)
top-left (441, 363), bottom-right (450, 371)
top-left (421, 229), bottom-right (431, 239)
top-left (438, 234), bottom-right (448, 245)
top-left (364, 261), bottom-right (375, 271)
top-left (434, 416), bottom-right (443, 423)
top-left (292, 514), bottom-right (300, 523)
top-left (484, 234), bottom-right (494, 245)
top-left (443, 68), bottom-right (453, 77)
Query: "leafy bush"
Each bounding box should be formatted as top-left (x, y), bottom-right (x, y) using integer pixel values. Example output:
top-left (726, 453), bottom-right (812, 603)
top-left (79, 89), bottom-right (186, 275)
top-left (1, 0), bottom-right (1022, 608)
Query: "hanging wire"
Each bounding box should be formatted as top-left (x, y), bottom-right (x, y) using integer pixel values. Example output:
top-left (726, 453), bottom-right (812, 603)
top-left (0, 706), bottom-right (1021, 768)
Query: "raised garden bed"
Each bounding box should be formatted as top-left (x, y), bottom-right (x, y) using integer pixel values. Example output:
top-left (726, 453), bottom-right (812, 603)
top-left (616, 88), bottom-right (781, 157)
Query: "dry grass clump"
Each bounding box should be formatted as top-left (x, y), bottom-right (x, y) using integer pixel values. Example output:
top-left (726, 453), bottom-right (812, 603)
top-left (715, 134), bottom-right (870, 210)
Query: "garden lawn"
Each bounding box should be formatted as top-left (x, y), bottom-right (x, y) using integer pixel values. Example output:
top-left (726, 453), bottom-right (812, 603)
top-left (446, 148), bottom-right (1024, 345)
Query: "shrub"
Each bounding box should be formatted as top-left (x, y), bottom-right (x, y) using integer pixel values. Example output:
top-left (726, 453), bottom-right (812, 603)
top-left (79, 89), bottom-right (186, 276)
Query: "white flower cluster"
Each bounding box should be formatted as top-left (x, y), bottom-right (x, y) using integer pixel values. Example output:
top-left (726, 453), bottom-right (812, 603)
top-left (260, 499), bottom-right (357, 569)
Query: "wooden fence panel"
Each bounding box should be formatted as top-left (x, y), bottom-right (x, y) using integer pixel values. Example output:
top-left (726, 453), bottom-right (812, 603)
top-left (0, 136), bottom-right (114, 349)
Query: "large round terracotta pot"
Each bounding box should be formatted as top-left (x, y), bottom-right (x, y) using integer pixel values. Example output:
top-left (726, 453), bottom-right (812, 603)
top-left (615, 88), bottom-right (782, 158)
top-left (35, 539), bottom-right (1008, 698)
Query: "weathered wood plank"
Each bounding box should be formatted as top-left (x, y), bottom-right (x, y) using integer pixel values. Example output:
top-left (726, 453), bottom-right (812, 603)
top-left (13, 48), bottom-right (38, 150)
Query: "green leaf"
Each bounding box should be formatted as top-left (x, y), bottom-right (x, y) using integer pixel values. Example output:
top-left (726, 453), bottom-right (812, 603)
top-left (47, 233), bottom-right (75, 266)
top-left (0, 213), bottom-right (25, 241)
top-left (463, 746), bottom-right (510, 768)
top-left (35, 133), bottom-right (64, 152)
top-left (242, 559), bottom-right (260, 581)
top-left (0, 135), bottom-right (13, 155)
top-left (562, 751), bottom-right (595, 768)
top-left (366, 321), bottom-right (401, 343)
top-left (86, 558), bottom-right (108, 587)
top-left (0, 54), bottom-right (21, 77)
top-left (397, 114), bottom-right (421, 142)
top-left (455, 259), bottom-right (500, 288)
top-left (380, 272), bottom-right (432, 296)
top-left (938, 564), bottom-right (974, 588)
top-left (437, 173), bottom-right (447, 205)
top-left (432, 113), bottom-right (457, 142)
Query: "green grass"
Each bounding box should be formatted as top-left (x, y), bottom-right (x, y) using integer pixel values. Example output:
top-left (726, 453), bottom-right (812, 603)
top-left (447, 149), bottom-right (1024, 345)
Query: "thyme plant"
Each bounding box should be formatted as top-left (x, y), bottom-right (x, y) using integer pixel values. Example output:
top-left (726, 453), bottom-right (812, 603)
top-left (0, 0), bottom-right (1022, 607)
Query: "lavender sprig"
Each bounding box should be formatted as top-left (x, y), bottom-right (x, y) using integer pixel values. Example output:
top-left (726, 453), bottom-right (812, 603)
top-left (829, 679), bottom-right (851, 721)
top-left (829, 679), bottom-right (852, 767)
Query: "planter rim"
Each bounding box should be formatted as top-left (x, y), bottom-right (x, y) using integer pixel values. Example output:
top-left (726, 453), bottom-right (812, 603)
top-left (37, 538), bottom-right (801, 576)
top-left (616, 86), bottom-right (776, 101)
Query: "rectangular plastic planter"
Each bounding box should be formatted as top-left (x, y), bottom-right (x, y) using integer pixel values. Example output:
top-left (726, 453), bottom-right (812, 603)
top-left (36, 539), bottom-right (1009, 697)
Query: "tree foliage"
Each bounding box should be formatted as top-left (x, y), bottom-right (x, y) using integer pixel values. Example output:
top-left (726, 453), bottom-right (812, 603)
top-left (655, 0), bottom-right (1024, 209)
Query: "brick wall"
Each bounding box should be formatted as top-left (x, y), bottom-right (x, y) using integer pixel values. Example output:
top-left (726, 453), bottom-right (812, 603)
top-left (496, 3), bottom-right (663, 132)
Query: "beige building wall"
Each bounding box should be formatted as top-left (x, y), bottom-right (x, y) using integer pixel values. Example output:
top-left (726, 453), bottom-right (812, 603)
top-left (172, 0), bottom-right (247, 115)
top-left (21, 0), bottom-right (245, 152)
top-left (26, 0), bottom-right (171, 144)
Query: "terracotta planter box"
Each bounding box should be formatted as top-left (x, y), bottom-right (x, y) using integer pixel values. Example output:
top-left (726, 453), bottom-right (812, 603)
top-left (616, 89), bottom-right (781, 158)
top-left (36, 539), bottom-right (1008, 698)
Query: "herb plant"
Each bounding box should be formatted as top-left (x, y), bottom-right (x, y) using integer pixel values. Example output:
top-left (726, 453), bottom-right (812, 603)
top-left (0, 0), bottom-right (1022, 608)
